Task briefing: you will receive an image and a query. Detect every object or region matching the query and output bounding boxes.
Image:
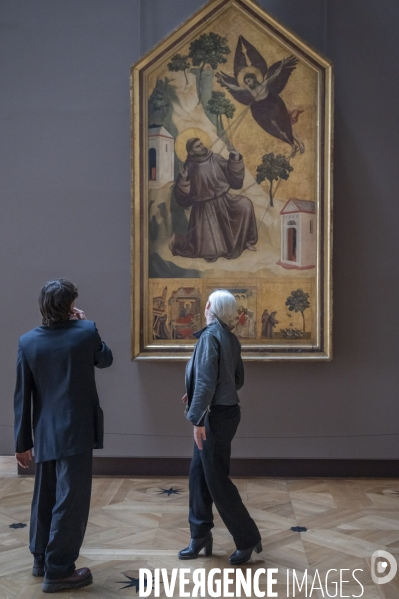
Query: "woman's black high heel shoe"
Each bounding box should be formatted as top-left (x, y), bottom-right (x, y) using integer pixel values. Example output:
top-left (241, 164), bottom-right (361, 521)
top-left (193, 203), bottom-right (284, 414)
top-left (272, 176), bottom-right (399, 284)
top-left (228, 541), bottom-right (263, 565)
top-left (178, 533), bottom-right (213, 560)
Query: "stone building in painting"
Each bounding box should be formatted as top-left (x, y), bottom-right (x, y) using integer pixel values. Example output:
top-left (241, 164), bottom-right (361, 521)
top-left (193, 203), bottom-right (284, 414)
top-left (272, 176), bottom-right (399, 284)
top-left (148, 125), bottom-right (174, 189)
top-left (278, 199), bottom-right (316, 270)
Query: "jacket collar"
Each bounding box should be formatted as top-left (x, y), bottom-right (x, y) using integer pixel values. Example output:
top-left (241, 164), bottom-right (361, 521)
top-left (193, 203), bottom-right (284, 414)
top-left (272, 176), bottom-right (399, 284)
top-left (193, 317), bottom-right (229, 339)
top-left (40, 320), bottom-right (79, 330)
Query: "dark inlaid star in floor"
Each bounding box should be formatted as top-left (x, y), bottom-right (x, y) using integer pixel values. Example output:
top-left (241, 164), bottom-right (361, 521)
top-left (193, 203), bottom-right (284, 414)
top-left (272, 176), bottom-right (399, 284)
top-left (158, 487), bottom-right (182, 496)
top-left (291, 526), bottom-right (308, 533)
top-left (117, 574), bottom-right (151, 592)
top-left (9, 523), bottom-right (27, 529)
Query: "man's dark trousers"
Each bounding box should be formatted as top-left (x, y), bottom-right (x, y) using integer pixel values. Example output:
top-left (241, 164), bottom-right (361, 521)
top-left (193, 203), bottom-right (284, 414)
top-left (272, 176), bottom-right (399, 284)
top-left (188, 405), bottom-right (261, 550)
top-left (29, 450), bottom-right (92, 580)
top-left (14, 319), bottom-right (112, 578)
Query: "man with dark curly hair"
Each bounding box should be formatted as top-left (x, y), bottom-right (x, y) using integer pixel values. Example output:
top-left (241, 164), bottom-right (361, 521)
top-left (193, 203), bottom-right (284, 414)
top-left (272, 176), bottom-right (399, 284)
top-left (14, 279), bottom-right (113, 593)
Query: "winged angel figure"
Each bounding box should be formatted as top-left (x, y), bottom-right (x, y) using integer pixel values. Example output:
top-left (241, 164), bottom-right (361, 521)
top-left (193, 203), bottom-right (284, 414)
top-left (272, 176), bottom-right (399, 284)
top-left (216, 36), bottom-right (304, 156)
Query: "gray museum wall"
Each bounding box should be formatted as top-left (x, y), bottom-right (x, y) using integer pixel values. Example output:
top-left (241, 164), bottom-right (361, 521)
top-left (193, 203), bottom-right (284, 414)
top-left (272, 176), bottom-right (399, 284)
top-left (1, 0), bottom-right (398, 461)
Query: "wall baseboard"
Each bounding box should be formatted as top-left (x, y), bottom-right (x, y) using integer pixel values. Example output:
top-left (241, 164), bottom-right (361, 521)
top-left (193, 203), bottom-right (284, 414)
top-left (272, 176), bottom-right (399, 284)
top-left (17, 457), bottom-right (399, 477)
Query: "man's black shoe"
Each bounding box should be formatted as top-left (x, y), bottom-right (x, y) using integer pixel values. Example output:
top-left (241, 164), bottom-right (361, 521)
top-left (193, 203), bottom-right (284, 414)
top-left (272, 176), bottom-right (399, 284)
top-left (42, 567), bottom-right (93, 593)
top-left (32, 555), bottom-right (45, 577)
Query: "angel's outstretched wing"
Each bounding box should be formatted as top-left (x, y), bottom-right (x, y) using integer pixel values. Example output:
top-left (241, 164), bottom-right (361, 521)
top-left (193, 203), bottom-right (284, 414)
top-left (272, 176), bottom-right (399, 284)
top-left (216, 71), bottom-right (253, 105)
top-left (235, 36), bottom-right (268, 79)
top-left (266, 56), bottom-right (298, 95)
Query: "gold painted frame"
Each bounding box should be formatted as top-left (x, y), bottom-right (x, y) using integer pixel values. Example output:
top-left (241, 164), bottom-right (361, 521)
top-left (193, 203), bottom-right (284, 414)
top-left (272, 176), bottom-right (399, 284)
top-left (131, 0), bottom-right (333, 360)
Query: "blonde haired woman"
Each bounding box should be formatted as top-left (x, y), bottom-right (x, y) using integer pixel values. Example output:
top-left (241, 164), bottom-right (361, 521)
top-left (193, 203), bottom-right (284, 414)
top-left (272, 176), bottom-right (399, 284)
top-left (179, 290), bottom-right (262, 565)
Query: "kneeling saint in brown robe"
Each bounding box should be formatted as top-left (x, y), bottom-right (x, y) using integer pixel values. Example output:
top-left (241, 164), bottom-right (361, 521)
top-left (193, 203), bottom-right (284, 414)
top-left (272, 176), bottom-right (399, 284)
top-left (170, 138), bottom-right (258, 262)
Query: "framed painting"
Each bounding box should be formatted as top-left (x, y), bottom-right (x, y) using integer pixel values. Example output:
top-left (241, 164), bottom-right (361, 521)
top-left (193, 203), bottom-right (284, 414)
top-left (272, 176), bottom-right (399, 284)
top-left (131, 0), bottom-right (333, 360)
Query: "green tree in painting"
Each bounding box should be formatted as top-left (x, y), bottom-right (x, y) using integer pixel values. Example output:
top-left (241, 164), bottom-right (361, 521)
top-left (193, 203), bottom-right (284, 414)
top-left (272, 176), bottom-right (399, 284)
top-left (149, 78), bottom-right (177, 120)
top-left (188, 32), bottom-right (230, 102)
top-left (167, 54), bottom-right (191, 85)
top-left (149, 86), bottom-right (169, 117)
top-left (255, 152), bottom-right (293, 207)
top-left (285, 289), bottom-right (310, 333)
top-left (206, 91), bottom-right (236, 138)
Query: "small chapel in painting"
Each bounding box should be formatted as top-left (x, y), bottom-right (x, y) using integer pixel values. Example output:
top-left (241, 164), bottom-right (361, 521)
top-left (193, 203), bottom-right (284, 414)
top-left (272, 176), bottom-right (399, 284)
top-left (278, 199), bottom-right (316, 270)
top-left (148, 125), bottom-right (174, 189)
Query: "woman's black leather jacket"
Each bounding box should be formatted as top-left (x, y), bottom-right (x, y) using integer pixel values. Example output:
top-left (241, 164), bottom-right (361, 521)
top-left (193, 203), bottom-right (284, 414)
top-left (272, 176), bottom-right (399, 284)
top-left (185, 318), bottom-right (244, 426)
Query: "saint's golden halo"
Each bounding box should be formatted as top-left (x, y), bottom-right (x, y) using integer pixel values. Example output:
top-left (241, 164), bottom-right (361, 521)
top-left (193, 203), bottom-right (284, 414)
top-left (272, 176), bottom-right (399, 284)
top-left (237, 66), bottom-right (263, 88)
top-left (175, 128), bottom-right (212, 163)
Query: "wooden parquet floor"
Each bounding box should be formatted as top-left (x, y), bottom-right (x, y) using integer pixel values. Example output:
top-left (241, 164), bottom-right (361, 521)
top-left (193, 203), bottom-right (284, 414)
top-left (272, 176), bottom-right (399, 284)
top-left (1, 457), bottom-right (399, 597)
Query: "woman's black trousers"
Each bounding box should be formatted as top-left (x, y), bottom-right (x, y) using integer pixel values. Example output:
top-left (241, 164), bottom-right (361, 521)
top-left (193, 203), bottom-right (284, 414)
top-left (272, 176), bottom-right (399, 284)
top-left (188, 405), bottom-right (261, 550)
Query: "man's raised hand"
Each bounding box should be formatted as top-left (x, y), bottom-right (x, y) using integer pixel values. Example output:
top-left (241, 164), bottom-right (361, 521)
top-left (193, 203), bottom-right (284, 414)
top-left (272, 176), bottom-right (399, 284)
top-left (69, 308), bottom-right (87, 320)
top-left (179, 164), bottom-right (188, 179)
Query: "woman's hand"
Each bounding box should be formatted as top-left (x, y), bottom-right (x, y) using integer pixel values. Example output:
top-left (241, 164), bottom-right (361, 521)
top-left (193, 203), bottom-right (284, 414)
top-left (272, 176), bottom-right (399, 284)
top-left (194, 426), bottom-right (206, 450)
top-left (182, 393), bottom-right (188, 403)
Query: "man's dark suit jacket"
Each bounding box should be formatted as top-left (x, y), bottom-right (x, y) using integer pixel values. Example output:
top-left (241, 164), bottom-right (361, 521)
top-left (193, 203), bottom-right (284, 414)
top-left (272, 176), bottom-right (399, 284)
top-left (14, 319), bottom-right (113, 463)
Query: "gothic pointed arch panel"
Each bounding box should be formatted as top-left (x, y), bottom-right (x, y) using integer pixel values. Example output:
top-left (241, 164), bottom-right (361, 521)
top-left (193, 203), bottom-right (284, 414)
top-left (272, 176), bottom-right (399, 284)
top-left (131, 0), bottom-right (333, 360)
